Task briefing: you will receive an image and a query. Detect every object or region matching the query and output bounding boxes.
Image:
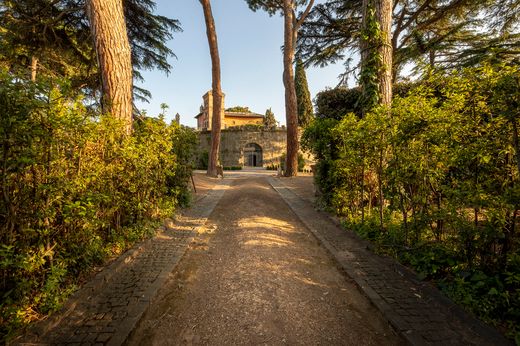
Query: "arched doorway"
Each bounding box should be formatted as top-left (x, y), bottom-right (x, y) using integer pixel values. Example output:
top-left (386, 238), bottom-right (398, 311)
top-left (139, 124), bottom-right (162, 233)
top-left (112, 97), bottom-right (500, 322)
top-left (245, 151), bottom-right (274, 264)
top-left (244, 143), bottom-right (263, 167)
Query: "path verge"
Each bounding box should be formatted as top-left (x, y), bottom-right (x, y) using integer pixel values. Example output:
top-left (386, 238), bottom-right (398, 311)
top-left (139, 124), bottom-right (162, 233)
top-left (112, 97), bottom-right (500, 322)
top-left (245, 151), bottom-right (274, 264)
top-left (268, 177), bottom-right (511, 346)
top-left (14, 178), bottom-right (230, 346)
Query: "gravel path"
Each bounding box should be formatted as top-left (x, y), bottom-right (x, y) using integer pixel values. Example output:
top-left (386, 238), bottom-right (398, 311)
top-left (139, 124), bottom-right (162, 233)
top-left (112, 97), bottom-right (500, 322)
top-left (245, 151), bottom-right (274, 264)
top-left (127, 176), bottom-right (400, 345)
top-left (16, 171), bottom-right (507, 345)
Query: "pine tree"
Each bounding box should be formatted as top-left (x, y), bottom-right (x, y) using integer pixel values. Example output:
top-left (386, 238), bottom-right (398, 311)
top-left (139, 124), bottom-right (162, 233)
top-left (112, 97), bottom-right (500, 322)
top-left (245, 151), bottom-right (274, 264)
top-left (297, 0), bottom-right (502, 79)
top-left (87, 0), bottom-right (133, 134)
top-left (264, 108), bottom-right (277, 129)
top-left (0, 0), bottom-right (180, 101)
top-left (295, 59), bottom-right (314, 127)
top-left (245, 0), bottom-right (315, 176)
top-left (200, 0), bottom-right (223, 178)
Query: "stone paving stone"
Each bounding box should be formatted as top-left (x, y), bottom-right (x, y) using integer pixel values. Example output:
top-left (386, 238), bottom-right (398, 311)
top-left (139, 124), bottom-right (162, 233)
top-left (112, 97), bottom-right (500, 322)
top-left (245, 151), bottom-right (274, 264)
top-left (269, 176), bottom-right (512, 346)
top-left (15, 179), bottom-right (230, 346)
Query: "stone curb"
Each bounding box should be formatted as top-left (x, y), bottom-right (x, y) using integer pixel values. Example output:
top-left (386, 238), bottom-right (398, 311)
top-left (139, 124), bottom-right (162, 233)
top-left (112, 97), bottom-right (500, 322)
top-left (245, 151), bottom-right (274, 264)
top-left (268, 177), bottom-right (511, 346)
top-left (14, 179), bottom-right (231, 346)
top-left (21, 236), bottom-right (152, 342)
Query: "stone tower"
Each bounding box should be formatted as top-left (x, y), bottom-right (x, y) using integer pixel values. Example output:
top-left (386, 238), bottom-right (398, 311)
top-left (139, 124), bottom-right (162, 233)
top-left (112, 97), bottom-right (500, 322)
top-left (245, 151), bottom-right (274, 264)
top-left (203, 90), bottom-right (225, 130)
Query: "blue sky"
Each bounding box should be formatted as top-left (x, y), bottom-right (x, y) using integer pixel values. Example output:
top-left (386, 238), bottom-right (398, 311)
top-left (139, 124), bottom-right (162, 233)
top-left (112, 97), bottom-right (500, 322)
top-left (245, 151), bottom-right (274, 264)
top-left (135, 0), bottom-right (349, 127)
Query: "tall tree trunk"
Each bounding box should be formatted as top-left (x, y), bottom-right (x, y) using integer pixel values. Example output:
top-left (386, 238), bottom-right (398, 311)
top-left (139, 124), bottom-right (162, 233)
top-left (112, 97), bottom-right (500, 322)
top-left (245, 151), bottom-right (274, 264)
top-left (283, 0), bottom-right (299, 177)
top-left (360, 0), bottom-right (393, 231)
top-left (361, 0), bottom-right (393, 108)
top-left (200, 0), bottom-right (222, 178)
top-left (282, 0), bottom-right (314, 177)
top-left (377, 0), bottom-right (393, 107)
top-left (86, 0), bottom-right (133, 134)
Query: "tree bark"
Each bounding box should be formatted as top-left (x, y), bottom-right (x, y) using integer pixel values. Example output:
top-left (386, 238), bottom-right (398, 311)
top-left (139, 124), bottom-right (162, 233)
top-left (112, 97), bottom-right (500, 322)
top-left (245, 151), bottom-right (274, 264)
top-left (376, 0), bottom-right (393, 107)
top-left (282, 0), bottom-right (299, 177)
top-left (200, 0), bottom-right (223, 178)
top-left (282, 0), bottom-right (314, 177)
top-left (86, 0), bottom-right (133, 134)
top-left (361, 0), bottom-right (393, 108)
top-left (31, 56), bottom-right (38, 82)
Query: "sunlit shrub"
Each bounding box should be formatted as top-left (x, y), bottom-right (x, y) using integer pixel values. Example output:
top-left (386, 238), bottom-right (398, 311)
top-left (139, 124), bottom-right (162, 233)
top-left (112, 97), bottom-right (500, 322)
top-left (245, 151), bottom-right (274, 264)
top-left (0, 73), bottom-right (196, 340)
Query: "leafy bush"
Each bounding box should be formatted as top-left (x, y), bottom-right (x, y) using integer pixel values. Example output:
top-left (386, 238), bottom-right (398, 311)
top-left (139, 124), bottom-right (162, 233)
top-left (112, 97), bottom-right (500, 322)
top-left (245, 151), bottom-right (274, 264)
top-left (0, 73), bottom-right (196, 340)
top-left (197, 150), bottom-right (209, 170)
top-left (314, 82), bottom-right (419, 120)
top-left (280, 152), bottom-right (306, 172)
top-left (304, 64), bottom-right (520, 340)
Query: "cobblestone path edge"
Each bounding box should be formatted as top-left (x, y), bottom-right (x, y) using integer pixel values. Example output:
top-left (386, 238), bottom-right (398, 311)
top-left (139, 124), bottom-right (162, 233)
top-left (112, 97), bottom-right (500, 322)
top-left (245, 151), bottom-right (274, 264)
top-left (268, 177), bottom-right (511, 346)
top-left (14, 179), bottom-right (231, 346)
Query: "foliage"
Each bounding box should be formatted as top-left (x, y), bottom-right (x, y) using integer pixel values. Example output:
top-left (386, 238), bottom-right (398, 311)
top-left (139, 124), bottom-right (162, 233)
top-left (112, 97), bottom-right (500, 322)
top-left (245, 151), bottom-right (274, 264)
top-left (303, 64), bottom-right (520, 341)
top-left (244, 0), bottom-right (312, 15)
top-left (225, 124), bottom-right (265, 131)
top-left (263, 108), bottom-right (277, 129)
top-left (314, 83), bottom-right (417, 120)
top-left (225, 106), bottom-right (250, 113)
top-left (197, 150), bottom-right (209, 170)
top-left (280, 152), bottom-right (306, 172)
top-left (0, 0), bottom-right (181, 101)
top-left (297, 0), bottom-right (518, 78)
top-left (359, 3), bottom-right (382, 112)
top-left (315, 87), bottom-right (363, 119)
top-left (0, 73), bottom-right (196, 341)
top-left (295, 59), bottom-right (314, 127)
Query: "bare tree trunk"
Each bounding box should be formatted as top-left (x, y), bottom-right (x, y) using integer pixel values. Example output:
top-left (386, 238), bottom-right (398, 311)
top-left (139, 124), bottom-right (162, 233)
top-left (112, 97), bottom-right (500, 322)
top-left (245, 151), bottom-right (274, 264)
top-left (282, 0), bottom-right (299, 177)
top-left (377, 0), bottom-right (393, 107)
top-left (200, 0), bottom-right (222, 178)
top-left (512, 117), bottom-right (520, 177)
top-left (282, 0), bottom-right (314, 177)
top-left (86, 0), bottom-right (133, 135)
top-left (31, 56), bottom-right (38, 82)
top-left (361, 150), bottom-right (365, 224)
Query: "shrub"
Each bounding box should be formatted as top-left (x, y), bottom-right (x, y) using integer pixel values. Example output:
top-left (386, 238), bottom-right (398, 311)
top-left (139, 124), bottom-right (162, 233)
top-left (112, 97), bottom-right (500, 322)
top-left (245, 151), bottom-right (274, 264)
top-left (304, 64), bottom-right (520, 341)
top-left (280, 153), bottom-right (306, 172)
top-left (0, 73), bottom-right (196, 341)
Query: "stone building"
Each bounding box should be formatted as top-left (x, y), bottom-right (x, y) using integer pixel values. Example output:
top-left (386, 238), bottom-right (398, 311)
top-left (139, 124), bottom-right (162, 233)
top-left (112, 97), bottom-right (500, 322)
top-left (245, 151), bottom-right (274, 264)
top-left (195, 91), bottom-right (313, 170)
top-left (195, 91), bottom-right (264, 131)
top-left (198, 128), bottom-right (287, 168)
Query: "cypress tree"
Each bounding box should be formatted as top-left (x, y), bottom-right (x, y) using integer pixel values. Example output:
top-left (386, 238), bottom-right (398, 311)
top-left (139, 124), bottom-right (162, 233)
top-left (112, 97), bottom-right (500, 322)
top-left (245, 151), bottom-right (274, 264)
top-left (295, 58), bottom-right (314, 128)
top-left (264, 108), bottom-right (277, 129)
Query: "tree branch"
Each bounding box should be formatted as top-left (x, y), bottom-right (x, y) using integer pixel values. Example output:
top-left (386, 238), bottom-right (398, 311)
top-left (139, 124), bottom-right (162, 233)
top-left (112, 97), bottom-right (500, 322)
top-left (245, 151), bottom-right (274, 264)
top-left (295, 0), bottom-right (315, 31)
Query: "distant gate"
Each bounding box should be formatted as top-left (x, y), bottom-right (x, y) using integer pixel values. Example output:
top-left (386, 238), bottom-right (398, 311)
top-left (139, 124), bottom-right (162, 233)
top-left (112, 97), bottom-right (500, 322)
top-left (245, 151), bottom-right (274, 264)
top-left (244, 143), bottom-right (263, 167)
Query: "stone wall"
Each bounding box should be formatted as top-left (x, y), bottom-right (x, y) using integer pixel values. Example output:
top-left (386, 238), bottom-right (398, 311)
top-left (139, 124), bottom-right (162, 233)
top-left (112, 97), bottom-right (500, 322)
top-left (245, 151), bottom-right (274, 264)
top-left (198, 128), bottom-right (287, 168)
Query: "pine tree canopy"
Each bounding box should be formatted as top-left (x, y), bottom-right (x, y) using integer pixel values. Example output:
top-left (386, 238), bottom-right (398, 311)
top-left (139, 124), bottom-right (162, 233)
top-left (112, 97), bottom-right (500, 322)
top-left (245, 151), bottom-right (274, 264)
top-left (0, 0), bottom-right (181, 101)
top-left (297, 0), bottom-right (519, 79)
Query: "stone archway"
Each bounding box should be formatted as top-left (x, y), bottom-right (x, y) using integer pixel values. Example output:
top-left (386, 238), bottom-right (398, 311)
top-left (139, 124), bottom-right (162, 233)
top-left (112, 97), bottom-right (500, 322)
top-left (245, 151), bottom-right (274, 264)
top-left (244, 143), bottom-right (263, 167)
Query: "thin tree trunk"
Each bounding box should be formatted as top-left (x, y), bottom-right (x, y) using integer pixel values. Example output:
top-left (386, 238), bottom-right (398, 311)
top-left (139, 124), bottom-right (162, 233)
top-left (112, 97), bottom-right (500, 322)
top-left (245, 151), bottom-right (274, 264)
top-left (31, 56), bottom-right (38, 82)
top-left (86, 0), bottom-right (133, 134)
top-left (378, 143), bottom-right (384, 230)
top-left (376, 0), bottom-right (393, 107)
top-left (361, 151), bottom-right (365, 224)
top-left (512, 118), bottom-right (520, 177)
top-left (200, 0), bottom-right (222, 178)
top-left (282, 0), bottom-right (299, 177)
top-left (281, 0), bottom-right (314, 177)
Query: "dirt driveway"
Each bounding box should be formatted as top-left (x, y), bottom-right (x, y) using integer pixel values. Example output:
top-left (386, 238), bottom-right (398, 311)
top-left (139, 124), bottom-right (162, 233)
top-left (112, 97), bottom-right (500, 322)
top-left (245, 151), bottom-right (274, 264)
top-left (127, 174), bottom-right (401, 345)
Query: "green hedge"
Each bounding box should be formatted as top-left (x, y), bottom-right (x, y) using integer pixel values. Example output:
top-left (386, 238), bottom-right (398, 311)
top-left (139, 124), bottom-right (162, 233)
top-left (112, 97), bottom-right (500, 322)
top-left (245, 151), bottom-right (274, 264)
top-left (303, 65), bottom-right (520, 341)
top-left (0, 73), bottom-right (197, 340)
